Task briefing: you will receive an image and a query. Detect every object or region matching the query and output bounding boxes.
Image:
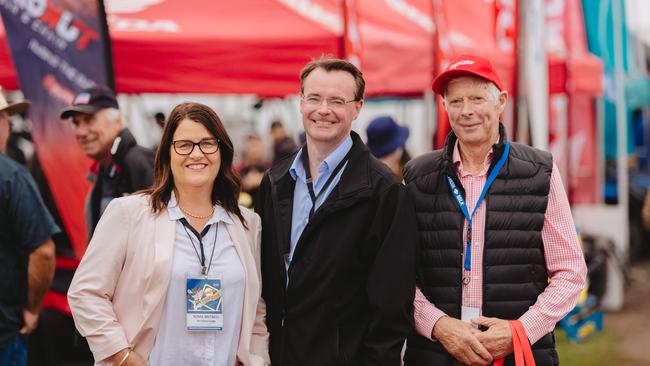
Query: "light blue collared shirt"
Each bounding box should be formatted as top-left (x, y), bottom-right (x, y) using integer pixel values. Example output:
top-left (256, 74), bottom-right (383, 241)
top-left (151, 192), bottom-right (244, 365)
top-left (288, 135), bottom-right (353, 264)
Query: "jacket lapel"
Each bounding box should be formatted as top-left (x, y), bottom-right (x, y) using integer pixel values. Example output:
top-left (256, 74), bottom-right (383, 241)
top-left (224, 217), bottom-right (255, 363)
top-left (268, 155), bottom-right (297, 260)
top-left (291, 132), bottom-right (373, 260)
top-left (140, 209), bottom-right (176, 328)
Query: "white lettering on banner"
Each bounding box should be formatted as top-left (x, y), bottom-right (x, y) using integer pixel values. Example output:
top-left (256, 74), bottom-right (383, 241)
top-left (108, 15), bottom-right (179, 32)
top-left (385, 0), bottom-right (434, 33)
top-left (28, 38), bottom-right (61, 68)
top-left (19, 0), bottom-right (47, 17)
top-left (7, 0), bottom-right (99, 50)
top-left (55, 10), bottom-right (79, 42)
top-left (28, 38), bottom-right (95, 89)
top-left (276, 0), bottom-right (342, 34)
top-left (0, 0), bottom-right (20, 15)
top-left (31, 17), bottom-right (67, 50)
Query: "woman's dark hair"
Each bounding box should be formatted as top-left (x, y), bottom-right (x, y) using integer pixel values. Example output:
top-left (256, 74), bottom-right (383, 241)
top-left (146, 102), bottom-right (246, 227)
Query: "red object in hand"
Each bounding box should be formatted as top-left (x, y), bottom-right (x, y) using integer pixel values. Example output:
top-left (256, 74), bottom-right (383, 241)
top-left (493, 320), bottom-right (536, 366)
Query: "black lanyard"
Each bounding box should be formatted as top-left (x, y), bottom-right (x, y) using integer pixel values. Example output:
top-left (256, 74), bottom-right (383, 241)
top-left (180, 218), bottom-right (218, 276)
top-left (300, 146), bottom-right (352, 218)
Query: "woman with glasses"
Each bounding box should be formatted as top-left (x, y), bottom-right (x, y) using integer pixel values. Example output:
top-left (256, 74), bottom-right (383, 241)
top-left (68, 102), bottom-right (270, 366)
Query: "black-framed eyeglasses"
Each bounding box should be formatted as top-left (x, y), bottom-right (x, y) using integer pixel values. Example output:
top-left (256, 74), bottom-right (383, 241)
top-left (172, 138), bottom-right (220, 155)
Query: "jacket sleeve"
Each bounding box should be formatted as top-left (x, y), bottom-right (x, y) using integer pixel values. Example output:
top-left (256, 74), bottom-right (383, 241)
top-left (247, 212), bottom-right (271, 366)
top-left (67, 198), bottom-right (132, 363)
top-left (362, 182), bottom-right (417, 365)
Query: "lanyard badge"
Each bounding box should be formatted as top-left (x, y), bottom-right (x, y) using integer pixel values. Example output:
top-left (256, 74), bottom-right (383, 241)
top-left (186, 274), bottom-right (224, 331)
top-left (446, 142), bottom-right (510, 276)
top-left (179, 218), bottom-right (224, 331)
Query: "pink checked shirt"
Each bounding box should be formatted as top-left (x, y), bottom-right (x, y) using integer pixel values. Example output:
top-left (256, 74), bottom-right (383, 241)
top-left (413, 142), bottom-right (587, 344)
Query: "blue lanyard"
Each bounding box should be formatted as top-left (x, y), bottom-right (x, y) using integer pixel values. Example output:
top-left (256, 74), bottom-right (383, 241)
top-left (446, 142), bottom-right (510, 271)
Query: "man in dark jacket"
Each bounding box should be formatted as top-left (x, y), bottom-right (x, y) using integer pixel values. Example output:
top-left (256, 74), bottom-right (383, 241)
top-left (403, 54), bottom-right (587, 366)
top-left (60, 86), bottom-right (154, 235)
top-left (256, 57), bottom-right (417, 366)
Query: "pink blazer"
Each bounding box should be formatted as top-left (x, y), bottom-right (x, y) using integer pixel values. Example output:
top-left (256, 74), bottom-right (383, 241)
top-left (68, 194), bottom-right (270, 365)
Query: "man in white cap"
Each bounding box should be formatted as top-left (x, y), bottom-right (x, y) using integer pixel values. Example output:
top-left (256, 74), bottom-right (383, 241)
top-left (0, 88), bottom-right (57, 365)
top-left (403, 55), bottom-right (587, 366)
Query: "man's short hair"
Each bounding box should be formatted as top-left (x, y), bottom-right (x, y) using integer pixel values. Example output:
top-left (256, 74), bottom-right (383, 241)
top-left (300, 57), bottom-right (365, 101)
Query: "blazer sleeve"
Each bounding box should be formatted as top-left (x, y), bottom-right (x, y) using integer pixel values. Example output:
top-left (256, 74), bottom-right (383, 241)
top-left (362, 182), bottom-right (417, 365)
top-left (67, 198), bottom-right (132, 363)
top-left (246, 211), bottom-right (271, 366)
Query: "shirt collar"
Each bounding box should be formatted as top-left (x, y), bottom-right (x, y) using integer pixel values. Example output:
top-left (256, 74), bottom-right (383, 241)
top-left (167, 191), bottom-right (234, 225)
top-left (452, 136), bottom-right (500, 177)
top-left (290, 135), bottom-right (353, 183)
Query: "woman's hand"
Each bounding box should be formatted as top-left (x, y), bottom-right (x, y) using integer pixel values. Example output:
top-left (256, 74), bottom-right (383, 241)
top-left (111, 348), bottom-right (147, 366)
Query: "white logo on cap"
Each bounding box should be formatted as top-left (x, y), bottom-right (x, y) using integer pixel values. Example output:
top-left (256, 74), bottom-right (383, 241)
top-left (449, 60), bottom-right (475, 70)
top-left (74, 92), bottom-right (90, 105)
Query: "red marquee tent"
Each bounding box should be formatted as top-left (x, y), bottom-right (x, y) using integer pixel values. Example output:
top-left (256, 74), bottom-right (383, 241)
top-left (357, 0), bottom-right (434, 96)
top-left (546, 0), bottom-right (603, 204)
top-left (2, 0), bottom-right (440, 97)
top-left (1, 0), bottom-right (344, 97)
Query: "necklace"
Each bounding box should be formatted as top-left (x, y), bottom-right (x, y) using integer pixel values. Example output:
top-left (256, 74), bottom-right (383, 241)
top-left (179, 205), bottom-right (215, 219)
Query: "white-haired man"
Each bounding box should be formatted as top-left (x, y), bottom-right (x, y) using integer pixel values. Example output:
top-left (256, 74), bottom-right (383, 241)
top-left (61, 85), bottom-right (154, 235)
top-left (403, 55), bottom-right (587, 366)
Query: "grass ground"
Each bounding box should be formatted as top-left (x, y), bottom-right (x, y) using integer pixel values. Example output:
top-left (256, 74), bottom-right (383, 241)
top-left (556, 328), bottom-right (631, 365)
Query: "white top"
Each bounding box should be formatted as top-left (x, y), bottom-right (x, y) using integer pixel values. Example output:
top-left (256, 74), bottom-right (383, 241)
top-left (149, 194), bottom-right (246, 366)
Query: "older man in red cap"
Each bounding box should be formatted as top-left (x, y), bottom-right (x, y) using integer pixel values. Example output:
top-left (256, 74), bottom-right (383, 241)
top-left (403, 55), bottom-right (587, 366)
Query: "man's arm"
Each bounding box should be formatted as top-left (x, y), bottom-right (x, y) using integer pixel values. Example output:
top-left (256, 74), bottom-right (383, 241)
top-left (21, 239), bottom-right (55, 334)
top-left (5, 166), bottom-right (60, 334)
top-left (473, 164), bottom-right (587, 356)
top-left (517, 164), bottom-right (587, 343)
top-left (415, 287), bottom-right (493, 365)
top-left (361, 183), bottom-right (417, 365)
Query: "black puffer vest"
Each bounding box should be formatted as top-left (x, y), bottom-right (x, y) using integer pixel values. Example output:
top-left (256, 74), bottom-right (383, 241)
top-left (403, 125), bottom-right (559, 366)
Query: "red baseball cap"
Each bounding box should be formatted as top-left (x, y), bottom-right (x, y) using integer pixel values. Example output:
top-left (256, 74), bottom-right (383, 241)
top-left (432, 54), bottom-right (504, 95)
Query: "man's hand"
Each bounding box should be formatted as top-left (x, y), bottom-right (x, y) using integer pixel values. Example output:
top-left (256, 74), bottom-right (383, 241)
top-left (472, 316), bottom-right (514, 360)
top-left (432, 316), bottom-right (493, 365)
top-left (19, 308), bottom-right (39, 334)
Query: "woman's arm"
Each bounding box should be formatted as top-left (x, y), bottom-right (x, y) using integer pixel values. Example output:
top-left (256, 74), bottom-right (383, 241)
top-left (67, 198), bottom-right (135, 363)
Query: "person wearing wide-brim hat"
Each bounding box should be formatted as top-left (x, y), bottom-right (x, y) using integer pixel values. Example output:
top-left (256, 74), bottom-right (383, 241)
top-left (0, 88), bottom-right (30, 154)
top-left (0, 87), bottom-right (58, 366)
top-left (366, 115), bottom-right (411, 179)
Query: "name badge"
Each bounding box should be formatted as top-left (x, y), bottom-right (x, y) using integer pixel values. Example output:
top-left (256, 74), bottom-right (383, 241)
top-left (186, 274), bottom-right (224, 331)
top-left (461, 306), bottom-right (480, 325)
